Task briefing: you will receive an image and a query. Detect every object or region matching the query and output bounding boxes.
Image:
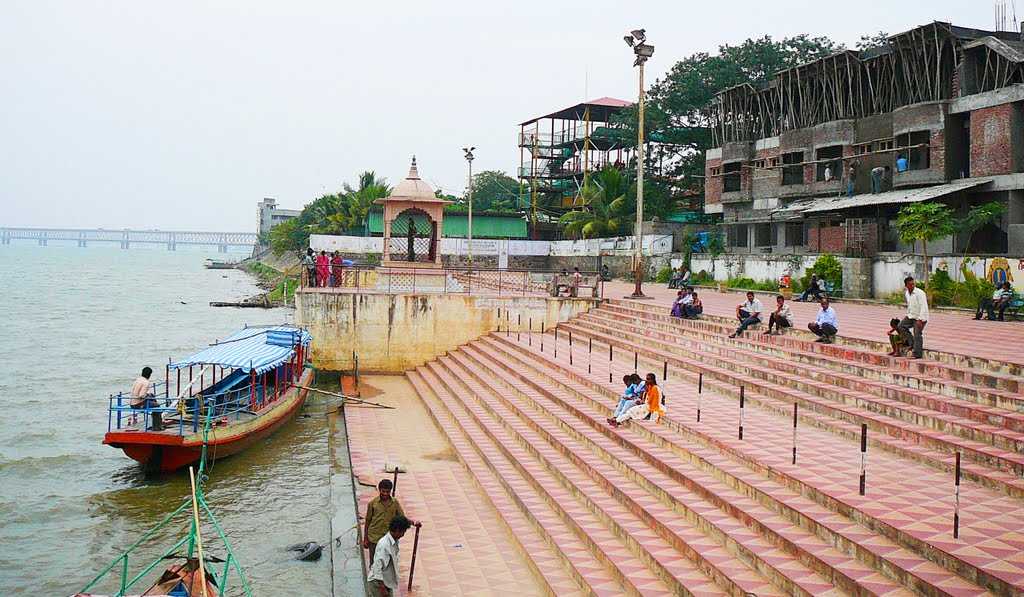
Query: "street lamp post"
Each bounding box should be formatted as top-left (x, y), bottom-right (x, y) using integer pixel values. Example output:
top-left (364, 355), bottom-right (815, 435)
top-left (463, 147), bottom-right (476, 266)
top-left (624, 29), bottom-right (653, 298)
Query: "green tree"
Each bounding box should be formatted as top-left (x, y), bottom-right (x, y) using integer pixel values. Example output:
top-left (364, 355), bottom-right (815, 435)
top-left (330, 171), bottom-right (390, 235)
top-left (466, 170), bottom-right (521, 212)
top-left (611, 35), bottom-right (840, 193)
top-left (268, 218), bottom-right (303, 256)
top-left (895, 202), bottom-right (956, 288)
top-left (958, 201), bottom-right (1005, 256)
top-left (856, 31), bottom-right (890, 51)
top-left (559, 168), bottom-right (629, 238)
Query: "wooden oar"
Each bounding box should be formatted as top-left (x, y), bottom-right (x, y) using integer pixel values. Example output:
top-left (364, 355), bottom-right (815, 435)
top-left (295, 385), bottom-right (395, 409)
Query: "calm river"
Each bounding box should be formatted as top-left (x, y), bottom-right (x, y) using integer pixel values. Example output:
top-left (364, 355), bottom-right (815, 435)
top-left (0, 244), bottom-right (332, 596)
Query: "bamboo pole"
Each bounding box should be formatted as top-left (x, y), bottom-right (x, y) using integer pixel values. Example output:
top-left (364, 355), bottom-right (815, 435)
top-left (188, 467), bottom-right (210, 597)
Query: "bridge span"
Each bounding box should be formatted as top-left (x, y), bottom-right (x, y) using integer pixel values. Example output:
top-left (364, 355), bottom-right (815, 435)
top-left (0, 227), bottom-right (258, 252)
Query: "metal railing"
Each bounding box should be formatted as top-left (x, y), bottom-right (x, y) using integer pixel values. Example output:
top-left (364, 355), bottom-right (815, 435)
top-left (108, 367), bottom-right (299, 436)
top-left (298, 265), bottom-right (604, 298)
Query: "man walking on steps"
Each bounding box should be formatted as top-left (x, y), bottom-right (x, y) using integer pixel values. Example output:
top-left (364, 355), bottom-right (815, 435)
top-left (367, 515), bottom-right (414, 597)
top-left (362, 478), bottom-right (405, 566)
top-left (899, 276), bottom-right (929, 359)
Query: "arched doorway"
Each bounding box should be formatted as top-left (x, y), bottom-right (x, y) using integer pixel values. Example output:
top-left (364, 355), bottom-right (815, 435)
top-left (387, 208), bottom-right (437, 263)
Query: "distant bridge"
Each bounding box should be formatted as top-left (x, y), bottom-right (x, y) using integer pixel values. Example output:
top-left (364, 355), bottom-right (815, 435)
top-left (0, 227), bottom-right (258, 252)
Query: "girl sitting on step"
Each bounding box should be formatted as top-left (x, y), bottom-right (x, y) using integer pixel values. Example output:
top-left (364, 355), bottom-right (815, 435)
top-left (609, 374), bottom-right (664, 427)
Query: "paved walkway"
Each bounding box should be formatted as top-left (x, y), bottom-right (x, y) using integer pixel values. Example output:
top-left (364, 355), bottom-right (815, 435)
top-left (603, 280), bottom-right (1024, 368)
top-left (344, 375), bottom-right (549, 596)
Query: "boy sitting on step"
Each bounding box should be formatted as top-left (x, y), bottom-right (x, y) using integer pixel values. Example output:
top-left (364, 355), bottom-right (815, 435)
top-left (609, 373), bottom-right (663, 427)
top-left (607, 374), bottom-right (641, 423)
top-left (886, 317), bottom-right (907, 356)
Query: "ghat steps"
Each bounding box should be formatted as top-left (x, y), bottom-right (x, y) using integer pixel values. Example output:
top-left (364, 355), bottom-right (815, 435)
top-left (408, 300), bottom-right (1024, 596)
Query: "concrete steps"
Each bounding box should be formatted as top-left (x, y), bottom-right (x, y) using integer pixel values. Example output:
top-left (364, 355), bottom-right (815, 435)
top-left (427, 354), bottom-right (782, 597)
top-left (581, 308), bottom-right (1024, 460)
top-left (480, 333), bottom-right (1005, 596)
top-left (561, 311), bottom-right (1024, 495)
top-left (408, 368), bottom-right (626, 597)
top-left (453, 342), bottom-right (905, 596)
top-left (603, 300), bottom-right (1024, 414)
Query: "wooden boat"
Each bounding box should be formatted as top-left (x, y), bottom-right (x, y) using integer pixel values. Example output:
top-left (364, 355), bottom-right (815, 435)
top-left (104, 325), bottom-right (313, 473)
top-left (203, 259), bottom-right (237, 270)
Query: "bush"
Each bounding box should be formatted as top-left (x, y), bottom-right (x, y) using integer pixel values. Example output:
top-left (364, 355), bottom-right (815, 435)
top-left (801, 254), bottom-right (842, 292)
top-left (655, 266), bottom-right (673, 283)
top-left (691, 270), bottom-right (714, 285)
top-left (724, 277), bottom-right (779, 292)
top-left (927, 269), bottom-right (956, 306)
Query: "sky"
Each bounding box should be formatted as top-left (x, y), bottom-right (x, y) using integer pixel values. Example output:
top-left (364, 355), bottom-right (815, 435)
top-left (0, 1), bottom-right (999, 232)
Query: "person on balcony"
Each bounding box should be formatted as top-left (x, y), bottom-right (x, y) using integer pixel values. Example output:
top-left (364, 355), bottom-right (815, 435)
top-left (765, 294), bottom-right (793, 335)
top-left (808, 297), bottom-right (839, 343)
top-left (896, 154), bottom-right (909, 172)
top-left (330, 251), bottom-right (344, 287)
top-left (315, 250), bottom-right (330, 288)
top-left (729, 291), bottom-right (763, 338)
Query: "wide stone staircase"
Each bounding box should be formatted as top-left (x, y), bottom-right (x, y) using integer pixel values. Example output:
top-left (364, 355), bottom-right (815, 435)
top-left (407, 299), bottom-right (1024, 596)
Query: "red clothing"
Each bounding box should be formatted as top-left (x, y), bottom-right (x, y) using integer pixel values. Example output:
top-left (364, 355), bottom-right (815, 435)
top-left (330, 255), bottom-right (344, 286)
top-left (315, 254), bottom-right (330, 287)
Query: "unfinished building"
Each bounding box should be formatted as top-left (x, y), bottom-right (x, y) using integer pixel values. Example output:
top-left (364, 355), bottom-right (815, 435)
top-left (704, 22), bottom-right (1024, 256)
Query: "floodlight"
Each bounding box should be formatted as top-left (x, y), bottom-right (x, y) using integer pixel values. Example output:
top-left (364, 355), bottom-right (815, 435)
top-left (630, 29), bottom-right (646, 42)
top-left (623, 35), bottom-right (634, 47)
top-left (635, 43), bottom-right (654, 58)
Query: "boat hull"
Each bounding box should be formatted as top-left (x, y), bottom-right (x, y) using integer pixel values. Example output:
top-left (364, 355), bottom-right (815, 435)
top-left (105, 369), bottom-right (313, 473)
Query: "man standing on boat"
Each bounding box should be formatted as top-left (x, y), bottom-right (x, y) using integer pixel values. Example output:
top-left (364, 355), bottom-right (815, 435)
top-left (362, 478), bottom-right (405, 564)
top-left (129, 367), bottom-right (160, 430)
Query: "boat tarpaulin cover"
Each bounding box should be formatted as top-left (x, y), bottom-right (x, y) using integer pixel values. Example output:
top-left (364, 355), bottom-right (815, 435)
top-left (169, 326), bottom-right (312, 374)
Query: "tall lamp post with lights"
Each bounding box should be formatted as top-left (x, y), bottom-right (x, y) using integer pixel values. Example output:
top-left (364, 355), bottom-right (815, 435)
top-left (623, 29), bottom-right (653, 298)
top-left (463, 147), bottom-right (476, 266)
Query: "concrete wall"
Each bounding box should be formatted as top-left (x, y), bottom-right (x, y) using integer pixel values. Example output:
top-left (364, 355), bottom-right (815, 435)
top-left (296, 291), bottom-right (596, 372)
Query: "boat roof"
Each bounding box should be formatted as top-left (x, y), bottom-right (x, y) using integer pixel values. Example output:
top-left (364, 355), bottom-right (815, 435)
top-left (169, 325), bottom-right (312, 374)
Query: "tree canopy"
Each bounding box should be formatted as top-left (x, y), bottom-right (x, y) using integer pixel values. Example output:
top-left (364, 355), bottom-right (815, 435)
top-left (611, 34), bottom-right (841, 192)
top-left (465, 170), bottom-right (522, 213)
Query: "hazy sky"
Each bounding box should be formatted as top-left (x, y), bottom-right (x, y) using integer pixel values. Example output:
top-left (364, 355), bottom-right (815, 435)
top-left (1, 1), bottom-right (996, 231)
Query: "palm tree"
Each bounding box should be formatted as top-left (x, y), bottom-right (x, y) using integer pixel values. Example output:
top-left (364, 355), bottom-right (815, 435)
top-left (329, 171), bottom-right (391, 235)
top-left (559, 167), bottom-right (631, 239)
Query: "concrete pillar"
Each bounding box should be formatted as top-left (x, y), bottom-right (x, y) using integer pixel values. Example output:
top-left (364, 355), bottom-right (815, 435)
top-left (841, 257), bottom-right (873, 299)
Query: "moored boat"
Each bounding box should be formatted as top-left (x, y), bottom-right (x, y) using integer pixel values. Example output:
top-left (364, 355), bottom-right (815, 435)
top-left (103, 325), bottom-right (313, 473)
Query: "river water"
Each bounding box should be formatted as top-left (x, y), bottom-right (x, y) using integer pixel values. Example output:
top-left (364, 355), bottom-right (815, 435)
top-left (0, 245), bottom-right (333, 596)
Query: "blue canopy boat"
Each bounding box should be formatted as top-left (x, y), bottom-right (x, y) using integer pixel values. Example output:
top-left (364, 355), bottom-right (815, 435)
top-left (103, 325), bottom-right (313, 473)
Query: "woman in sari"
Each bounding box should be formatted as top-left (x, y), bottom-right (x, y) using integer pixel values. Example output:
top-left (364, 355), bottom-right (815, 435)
top-left (330, 251), bottom-right (344, 287)
top-left (315, 250), bottom-right (330, 288)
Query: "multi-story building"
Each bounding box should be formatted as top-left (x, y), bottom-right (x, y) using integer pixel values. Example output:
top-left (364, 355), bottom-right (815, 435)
top-left (257, 198), bottom-right (301, 237)
top-left (704, 22), bottom-right (1024, 256)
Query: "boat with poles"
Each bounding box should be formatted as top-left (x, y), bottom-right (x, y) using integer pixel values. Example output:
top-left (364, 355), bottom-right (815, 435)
top-left (103, 325), bottom-right (313, 472)
top-left (76, 417), bottom-right (253, 596)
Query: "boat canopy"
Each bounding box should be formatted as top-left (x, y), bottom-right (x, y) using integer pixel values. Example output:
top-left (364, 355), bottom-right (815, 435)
top-left (169, 325), bottom-right (312, 375)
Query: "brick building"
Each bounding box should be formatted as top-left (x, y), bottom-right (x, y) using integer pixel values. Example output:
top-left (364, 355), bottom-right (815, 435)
top-left (704, 22), bottom-right (1024, 256)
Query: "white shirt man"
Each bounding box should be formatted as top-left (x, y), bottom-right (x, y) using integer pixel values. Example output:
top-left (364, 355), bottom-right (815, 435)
top-left (898, 277), bottom-right (929, 358)
top-left (730, 292), bottom-right (764, 338)
top-left (130, 376), bottom-right (153, 407)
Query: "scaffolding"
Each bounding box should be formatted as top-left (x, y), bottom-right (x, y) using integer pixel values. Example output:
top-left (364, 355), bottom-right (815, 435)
top-left (518, 97), bottom-right (634, 237)
top-left (710, 21), bottom-right (1024, 146)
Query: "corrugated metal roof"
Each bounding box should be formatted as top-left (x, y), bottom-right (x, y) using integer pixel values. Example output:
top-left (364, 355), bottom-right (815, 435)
top-left (768, 179), bottom-right (990, 216)
top-left (169, 326), bottom-right (312, 375)
top-left (367, 210), bottom-right (528, 238)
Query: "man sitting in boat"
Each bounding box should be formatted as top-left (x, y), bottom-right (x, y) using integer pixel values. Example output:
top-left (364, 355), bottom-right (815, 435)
top-left (130, 366), bottom-right (161, 430)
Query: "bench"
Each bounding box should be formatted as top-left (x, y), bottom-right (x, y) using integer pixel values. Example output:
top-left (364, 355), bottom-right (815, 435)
top-left (1007, 292), bottom-right (1024, 319)
top-left (548, 274), bottom-right (599, 298)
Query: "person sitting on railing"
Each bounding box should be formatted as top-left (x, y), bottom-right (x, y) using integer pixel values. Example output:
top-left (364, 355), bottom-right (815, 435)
top-left (129, 366), bottom-right (161, 430)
